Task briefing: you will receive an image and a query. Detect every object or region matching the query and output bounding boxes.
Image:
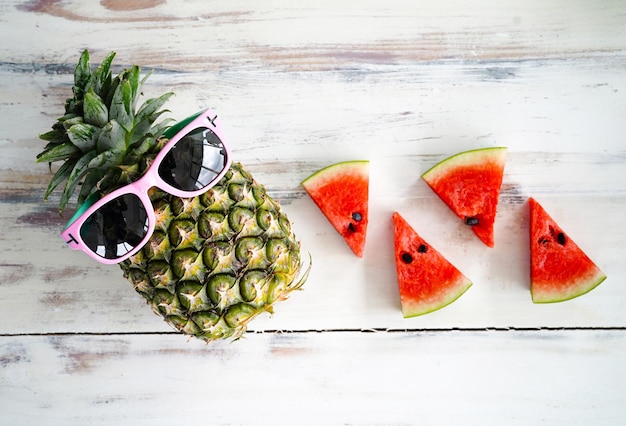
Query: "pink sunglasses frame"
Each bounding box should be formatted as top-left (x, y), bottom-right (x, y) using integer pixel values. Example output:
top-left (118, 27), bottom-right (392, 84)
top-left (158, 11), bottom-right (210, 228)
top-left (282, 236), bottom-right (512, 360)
top-left (61, 108), bottom-right (232, 264)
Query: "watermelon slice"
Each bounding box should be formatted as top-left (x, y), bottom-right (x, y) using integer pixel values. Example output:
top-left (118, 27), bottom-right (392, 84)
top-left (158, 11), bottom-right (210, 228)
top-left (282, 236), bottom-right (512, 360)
top-left (421, 147), bottom-right (507, 248)
top-left (392, 212), bottom-right (472, 317)
top-left (529, 198), bottom-right (606, 303)
top-left (302, 161), bottom-right (369, 257)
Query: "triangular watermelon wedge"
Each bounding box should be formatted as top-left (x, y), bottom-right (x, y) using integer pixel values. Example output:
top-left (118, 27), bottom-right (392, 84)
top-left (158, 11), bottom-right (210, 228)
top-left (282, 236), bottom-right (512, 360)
top-left (392, 212), bottom-right (472, 317)
top-left (529, 198), bottom-right (607, 303)
top-left (302, 161), bottom-right (369, 257)
top-left (421, 147), bottom-right (507, 248)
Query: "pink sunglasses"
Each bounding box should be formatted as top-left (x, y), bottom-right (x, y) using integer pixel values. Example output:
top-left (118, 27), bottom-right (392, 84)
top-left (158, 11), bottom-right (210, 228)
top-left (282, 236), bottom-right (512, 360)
top-left (61, 108), bottom-right (232, 264)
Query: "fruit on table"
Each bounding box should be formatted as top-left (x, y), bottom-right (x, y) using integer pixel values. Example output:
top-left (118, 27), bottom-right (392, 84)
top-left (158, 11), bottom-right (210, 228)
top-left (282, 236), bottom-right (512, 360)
top-left (529, 198), bottom-right (606, 303)
top-left (392, 212), bottom-right (473, 317)
top-left (36, 50), bottom-right (308, 342)
top-left (422, 147), bottom-right (507, 248)
top-left (302, 160), bottom-right (369, 257)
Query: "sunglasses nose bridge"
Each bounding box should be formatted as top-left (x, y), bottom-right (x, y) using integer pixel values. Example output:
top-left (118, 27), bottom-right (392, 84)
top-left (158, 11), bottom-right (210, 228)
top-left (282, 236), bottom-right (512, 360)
top-left (135, 168), bottom-right (161, 196)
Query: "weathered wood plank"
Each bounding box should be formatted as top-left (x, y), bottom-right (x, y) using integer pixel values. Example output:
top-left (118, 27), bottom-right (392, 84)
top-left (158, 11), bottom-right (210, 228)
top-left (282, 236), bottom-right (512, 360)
top-left (1, 1), bottom-right (626, 335)
top-left (1, 330), bottom-right (625, 425)
top-left (6, 0), bottom-right (626, 70)
top-left (1, 152), bottom-right (624, 335)
top-left (4, 54), bottom-right (626, 164)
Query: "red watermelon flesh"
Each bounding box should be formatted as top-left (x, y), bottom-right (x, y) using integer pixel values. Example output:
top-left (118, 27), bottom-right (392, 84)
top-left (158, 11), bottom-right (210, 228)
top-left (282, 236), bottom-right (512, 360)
top-left (392, 212), bottom-right (472, 317)
top-left (529, 198), bottom-right (606, 303)
top-left (302, 161), bottom-right (369, 257)
top-left (421, 147), bottom-right (507, 248)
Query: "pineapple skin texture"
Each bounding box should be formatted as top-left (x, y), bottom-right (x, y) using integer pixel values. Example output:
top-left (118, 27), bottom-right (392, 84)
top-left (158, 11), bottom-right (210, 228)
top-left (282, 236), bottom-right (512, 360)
top-left (36, 51), bottom-right (308, 342)
top-left (120, 162), bottom-right (306, 342)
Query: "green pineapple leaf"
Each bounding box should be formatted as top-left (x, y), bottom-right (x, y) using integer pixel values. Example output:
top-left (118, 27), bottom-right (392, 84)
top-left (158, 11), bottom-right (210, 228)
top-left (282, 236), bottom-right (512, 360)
top-left (36, 141), bottom-right (80, 163)
top-left (127, 134), bottom-right (157, 158)
top-left (103, 69), bottom-right (120, 109)
top-left (39, 128), bottom-right (67, 144)
top-left (96, 169), bottom-right (124, 195)
top-left (126, 65), bottom-right (142, 110)
top-left (109, 79), bottom-right (134, 132)
top-left (135, 92), bottom-right (174, 124)
top-left (61, 115), bottom-right (84, 131)
top-left (43, 159), bottom-right (76, 201)
top-left (150, 118), bottom-right (175, 140)
top-left (59, 151), bottom-right (98, 211)
top-left (73, 50), bottom-right (91, 102)
top-left (87, 51), bottom-right (116, 95)
top-left (77, 169), bottom-right (105, 204)
top-left (96, 120), bottom-right (126, 153)
top-left (57, 113), bottom-right (80, 124)
top-left (67, 122), bottom-right (99, 152)
top-left (130, 94), bottom-right (173, 145)
top-left (87, 149), bottom-right (125, 171)
top-left (84, 89), bottom-right (109, 127)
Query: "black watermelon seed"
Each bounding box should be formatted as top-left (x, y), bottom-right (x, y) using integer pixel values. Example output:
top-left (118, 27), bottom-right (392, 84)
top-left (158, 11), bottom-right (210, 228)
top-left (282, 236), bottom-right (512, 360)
top-left (417, 244), bottom-right (428, 253)
top-left (464, 216), bottom-right (480, 226)
top-left (348, 223), bottom-right (356, 233)
top-left (557, 232), bottom-right (566, 245)
top-left (352, 212), bottom-right (363, 222)
top-left (401, 252), bottom-right (413, 264)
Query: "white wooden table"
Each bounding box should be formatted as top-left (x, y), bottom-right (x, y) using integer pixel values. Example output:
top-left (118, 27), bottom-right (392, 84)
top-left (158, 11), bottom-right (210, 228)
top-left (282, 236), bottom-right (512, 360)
top-left (1, 1), bottom-right (625, 424)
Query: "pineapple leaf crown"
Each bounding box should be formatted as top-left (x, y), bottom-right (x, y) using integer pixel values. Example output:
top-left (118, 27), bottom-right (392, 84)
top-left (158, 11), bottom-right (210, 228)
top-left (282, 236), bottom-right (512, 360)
top-left (37, 50), bottom-right (174, 214)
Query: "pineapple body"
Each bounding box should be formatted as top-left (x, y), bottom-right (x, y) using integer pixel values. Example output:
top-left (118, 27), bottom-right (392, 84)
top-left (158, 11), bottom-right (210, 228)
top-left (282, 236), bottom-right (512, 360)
top-left (37, 50), bottom-right (308, 342)
top-left (122, 163), bottom-right (305, 342)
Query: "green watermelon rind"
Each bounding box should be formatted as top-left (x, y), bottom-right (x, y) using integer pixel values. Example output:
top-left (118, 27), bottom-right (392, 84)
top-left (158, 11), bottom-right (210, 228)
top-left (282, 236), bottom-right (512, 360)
top-left (421, 146), bottom-right (508, 180)
top-left (301, 160), bottom-right (369, 186)
top-left (402, 278), bottom-right (473, 318)
top-left (531, 270), bottom-right (607, 304)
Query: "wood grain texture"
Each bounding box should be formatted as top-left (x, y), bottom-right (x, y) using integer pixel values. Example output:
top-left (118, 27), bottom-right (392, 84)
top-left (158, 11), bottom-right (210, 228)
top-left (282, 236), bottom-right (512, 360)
top-left (2, 330), bottom-right (625, 425)
top-left (1, 1), bottom-right (626, 424)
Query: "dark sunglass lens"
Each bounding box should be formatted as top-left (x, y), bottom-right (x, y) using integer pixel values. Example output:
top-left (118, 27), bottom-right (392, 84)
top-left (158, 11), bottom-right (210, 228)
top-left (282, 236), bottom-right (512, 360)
top-left (159, 127), bottom-right (227, 192)
top-left (80, 193), bottom-right (149, 259)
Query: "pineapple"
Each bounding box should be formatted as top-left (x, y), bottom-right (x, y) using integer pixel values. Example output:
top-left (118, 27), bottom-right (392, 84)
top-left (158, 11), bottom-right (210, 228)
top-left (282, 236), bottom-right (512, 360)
top-left (37, 50), bottom-right (309, 342)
